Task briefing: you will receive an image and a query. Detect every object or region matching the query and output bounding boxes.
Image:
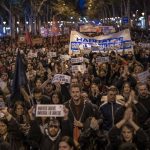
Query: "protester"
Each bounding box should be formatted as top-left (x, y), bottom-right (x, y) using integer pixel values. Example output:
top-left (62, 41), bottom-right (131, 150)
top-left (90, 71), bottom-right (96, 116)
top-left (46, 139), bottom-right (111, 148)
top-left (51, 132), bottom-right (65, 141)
top-left (0, 28), bottom-right (150, 149)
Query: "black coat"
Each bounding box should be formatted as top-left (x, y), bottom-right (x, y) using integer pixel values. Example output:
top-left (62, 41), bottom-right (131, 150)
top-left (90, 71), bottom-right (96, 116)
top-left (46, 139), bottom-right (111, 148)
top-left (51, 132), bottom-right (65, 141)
top-left (64, 100), bottom-right (95, 136)
top-left (28, 119), bottom-right (72, 150)
top-left (107, 126), bottom-right (149, 150)
top-left (0, 118), bottom-right (25, 150)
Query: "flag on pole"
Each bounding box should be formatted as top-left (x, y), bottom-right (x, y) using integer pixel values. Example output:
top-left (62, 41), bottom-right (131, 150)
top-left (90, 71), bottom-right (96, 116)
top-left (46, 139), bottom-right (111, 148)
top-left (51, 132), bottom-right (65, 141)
top-left (11, 51), bottom-right (29, 104)
top-left (51, 16), bottom-right (60, 34)
top-left (51, 16), bottom-right (60, 44)
top-left (25, 31), bottom-right (32, 46)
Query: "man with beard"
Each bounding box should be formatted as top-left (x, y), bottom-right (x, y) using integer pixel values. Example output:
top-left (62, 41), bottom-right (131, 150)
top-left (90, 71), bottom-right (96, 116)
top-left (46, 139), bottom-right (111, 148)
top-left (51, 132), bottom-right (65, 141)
top-left (64, 84), bottom-right (95, 141)
top-left (137, 83), bottom-right (150, 115)
top-left (28, 117), bottom-right (72, 150)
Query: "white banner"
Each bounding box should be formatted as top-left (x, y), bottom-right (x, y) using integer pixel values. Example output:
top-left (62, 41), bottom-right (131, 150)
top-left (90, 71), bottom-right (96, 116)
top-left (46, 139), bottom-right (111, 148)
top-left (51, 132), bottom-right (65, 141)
top-left (69, 29), bottom-right (133, 55)
top-left (71, 57), bottom-right (84, 64)
top-left (52, 74), bottom-right (71, 84)
top-left (36, 105), bottom-right (64, 117)
top-left (96, 56), bottom-right (110, 63)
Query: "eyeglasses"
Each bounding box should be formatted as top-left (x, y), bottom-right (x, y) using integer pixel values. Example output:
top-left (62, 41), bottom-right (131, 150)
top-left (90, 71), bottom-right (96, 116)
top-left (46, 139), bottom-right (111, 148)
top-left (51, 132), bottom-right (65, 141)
top-left (49, 125), bottom-right (59, 128)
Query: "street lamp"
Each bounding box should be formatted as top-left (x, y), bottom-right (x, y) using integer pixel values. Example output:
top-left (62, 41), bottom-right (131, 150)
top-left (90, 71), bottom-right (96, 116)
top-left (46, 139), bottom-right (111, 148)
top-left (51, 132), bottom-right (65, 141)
top-left (3, 21), bottom-right (6, 35)
top-left (133, 14), bottom-right (135, 17)
top-left (142, 12), bottom-right (145, 16)
top-left (17, 21), bottom-right (19, 24)
top-left (3, 21), bottom-right (6, 25)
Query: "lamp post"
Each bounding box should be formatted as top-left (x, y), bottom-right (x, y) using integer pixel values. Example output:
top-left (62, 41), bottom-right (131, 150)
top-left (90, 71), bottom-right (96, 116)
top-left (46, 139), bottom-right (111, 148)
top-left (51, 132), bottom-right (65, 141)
top-left (3, 21), bottom-right (6, 35)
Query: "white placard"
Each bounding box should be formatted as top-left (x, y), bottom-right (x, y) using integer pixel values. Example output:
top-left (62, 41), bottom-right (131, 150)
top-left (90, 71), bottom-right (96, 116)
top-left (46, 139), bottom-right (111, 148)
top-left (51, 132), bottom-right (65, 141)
top-left (36, 105), bottom-right (64, 117)
top-left (60, 55), bottom-right (71, 61)
top-left (71, 65), bottom-right (86, 74)
top-left (137, 70), bottom-right (150, 83)
top-left (71, 57), bottom-right (84, 64)
top-left (96, 56), bottom-right (110, 63)
top-left (47, 52), bottom-right (57, 58)
top-left (52, 74), bottom-right (71, 84)
top-left (28, 52), bottom-right (37, 58)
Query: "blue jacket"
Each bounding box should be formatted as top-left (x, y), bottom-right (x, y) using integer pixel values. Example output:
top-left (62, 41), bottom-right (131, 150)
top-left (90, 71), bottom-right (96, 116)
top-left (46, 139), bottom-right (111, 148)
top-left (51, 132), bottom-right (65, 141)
top-left (99, 101), bottom-right (122, 131)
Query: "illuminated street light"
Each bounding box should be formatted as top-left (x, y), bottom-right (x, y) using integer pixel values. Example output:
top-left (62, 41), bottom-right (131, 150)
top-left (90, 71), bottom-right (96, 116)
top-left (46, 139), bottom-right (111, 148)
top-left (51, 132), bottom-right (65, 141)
top-left (3, 21), bottom-right (6, 25)
top-left (26, 21), bottom-right (29, 24)
top-left (17, 21), bottom-right (19, 24)
top-left (142, 12), bottom-right (145, 16)
top-left (133, 14), bottom-right (135, 17)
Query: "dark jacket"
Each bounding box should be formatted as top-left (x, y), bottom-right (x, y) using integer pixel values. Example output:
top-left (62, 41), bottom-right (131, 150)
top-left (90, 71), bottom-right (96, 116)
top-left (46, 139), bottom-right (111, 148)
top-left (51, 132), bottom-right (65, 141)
top-left (28, 119), bottom-right (72, 150)
top-left (64, 100), bottom-right (95, 136)
top-left (79, 117), bottom-right (108, 150)
top-left (0, 118), bottom-right (24, 150)
top-left (99, 101), bottom-right (122, 131)
top-left (114, 102), bottom-right (149, 128)
top-left (108, 126), bottom-right (149, 150)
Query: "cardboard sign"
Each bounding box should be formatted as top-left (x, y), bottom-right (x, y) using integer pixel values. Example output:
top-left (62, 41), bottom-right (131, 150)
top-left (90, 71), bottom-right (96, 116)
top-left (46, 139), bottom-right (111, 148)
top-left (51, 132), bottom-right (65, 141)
top-left (36, 105), bottom-right (64, 117)
top-left (19, 36), bottom-right (25, 42)
top-left (32, 38), bottom-right (43, 45)
top-left (52, 74), bottom-right (71, 84)
top-left (96, 56), bottom-right (110, 63)
top-left (137, 70), bottom-right (150, 83)
top-left (71, 57), bottom-right (84, 64)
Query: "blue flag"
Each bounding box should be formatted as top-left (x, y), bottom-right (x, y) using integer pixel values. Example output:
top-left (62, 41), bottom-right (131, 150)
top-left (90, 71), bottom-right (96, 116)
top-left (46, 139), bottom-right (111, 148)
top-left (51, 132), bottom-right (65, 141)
top-left (11, 51), bottom-right (29, 103)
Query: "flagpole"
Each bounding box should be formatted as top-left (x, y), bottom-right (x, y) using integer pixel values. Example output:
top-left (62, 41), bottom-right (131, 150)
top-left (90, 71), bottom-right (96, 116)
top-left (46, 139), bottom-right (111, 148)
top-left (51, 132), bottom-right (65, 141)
top-left (27, 84), bottom-right (34, 107)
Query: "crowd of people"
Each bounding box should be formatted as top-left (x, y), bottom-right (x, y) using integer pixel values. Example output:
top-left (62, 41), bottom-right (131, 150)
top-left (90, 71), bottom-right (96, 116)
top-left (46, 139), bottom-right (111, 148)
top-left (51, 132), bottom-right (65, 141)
top-left (0, 30), bottom-right (150, 150)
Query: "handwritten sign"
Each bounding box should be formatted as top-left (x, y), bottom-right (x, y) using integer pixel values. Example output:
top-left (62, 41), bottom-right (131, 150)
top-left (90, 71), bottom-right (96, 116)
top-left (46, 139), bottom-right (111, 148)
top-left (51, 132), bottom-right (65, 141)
top-left (36, 105), bottom-right (64, 117)
top-left (52, 74), bottom-right (71, 84)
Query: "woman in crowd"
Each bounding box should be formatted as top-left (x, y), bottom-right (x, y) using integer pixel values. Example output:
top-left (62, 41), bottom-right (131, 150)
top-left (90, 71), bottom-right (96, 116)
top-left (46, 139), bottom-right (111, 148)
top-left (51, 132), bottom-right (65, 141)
top-left (108, 107), bottom-right (149, 150)
top-left (59, 136), bottom-right (79, 150)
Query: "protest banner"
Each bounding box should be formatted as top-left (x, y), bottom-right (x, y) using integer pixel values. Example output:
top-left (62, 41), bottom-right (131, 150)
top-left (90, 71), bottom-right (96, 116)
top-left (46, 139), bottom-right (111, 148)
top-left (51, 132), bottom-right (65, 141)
top-left (36, 104), bottom-right (64, 117)
top-left (80, 24), bottom-right (102, 33)
top-left (71, 65), bottom-right (86, 74)
top-left (69, 29), bottom-right (133, 55)
top-left (52, 74), bottom-right (71, 84)
top-left (47, 52), bottom-right (57, 58)
top-left (32, 38), bottom-right (43, 45)
top-left (96, 56), bottom-right (110, 63)
top-left (71, 57), bottom-right (84, 64)
top-left (137, 70), bottom-right (150, 83)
